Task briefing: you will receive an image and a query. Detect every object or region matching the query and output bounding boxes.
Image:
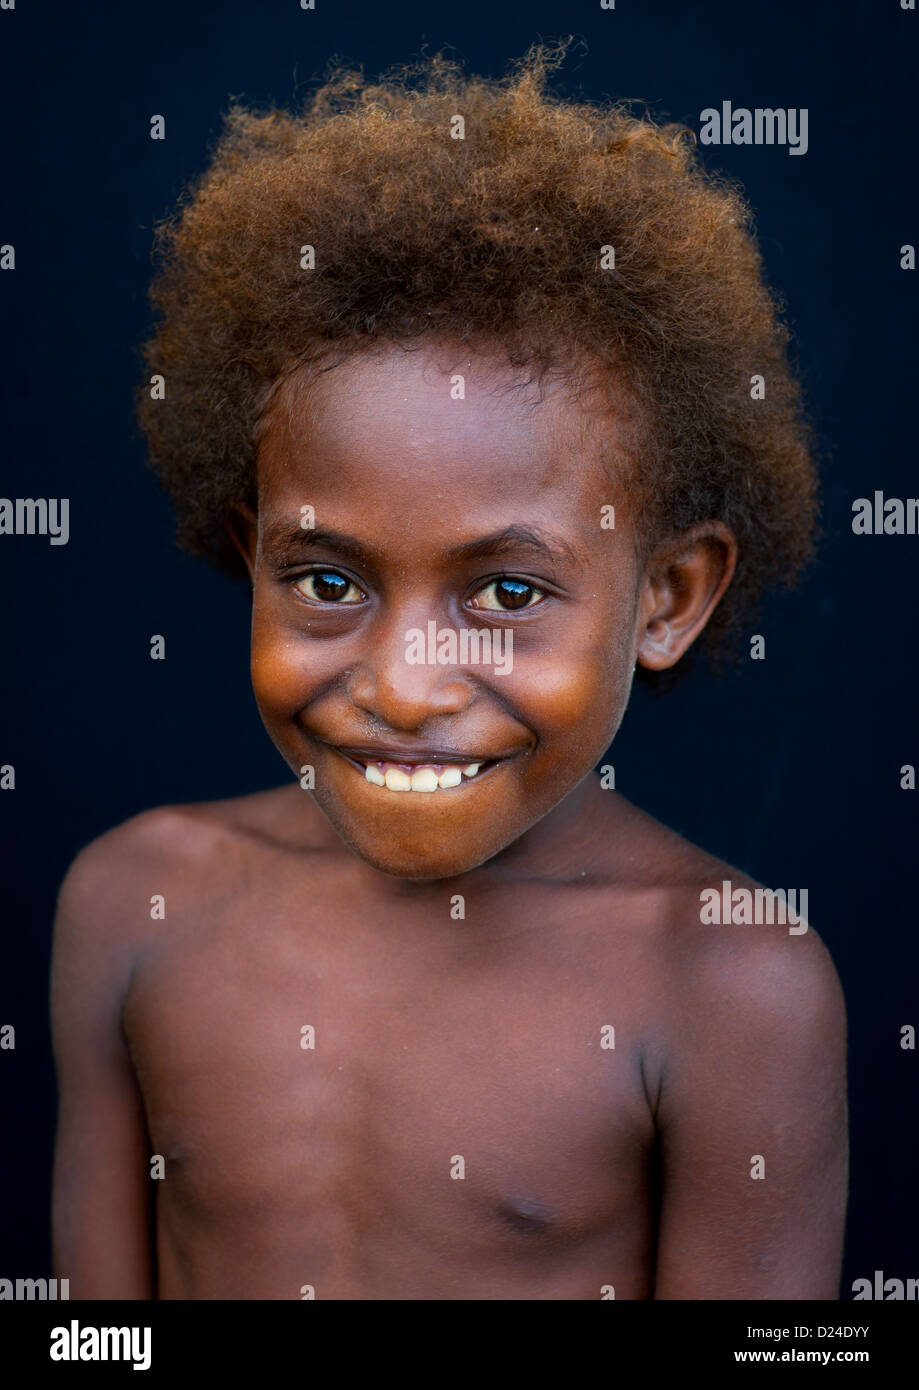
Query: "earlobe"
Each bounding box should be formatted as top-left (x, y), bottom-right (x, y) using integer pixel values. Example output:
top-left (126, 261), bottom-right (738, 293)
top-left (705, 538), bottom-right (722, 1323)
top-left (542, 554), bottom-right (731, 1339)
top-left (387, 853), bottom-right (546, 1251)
top-left (226, 503), bottom-right (258, 582)
top-left (636, 524), bottom-right (737, 672)
top-left (639, 615), bottom-right (674, 667)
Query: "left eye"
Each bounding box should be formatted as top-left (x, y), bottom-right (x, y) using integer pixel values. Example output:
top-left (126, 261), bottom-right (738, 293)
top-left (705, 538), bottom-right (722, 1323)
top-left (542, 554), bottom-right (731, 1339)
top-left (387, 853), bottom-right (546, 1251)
top-left (470, 578), bottom-right (545, 611)
top-left (294, 570), bottom-right (366, 603)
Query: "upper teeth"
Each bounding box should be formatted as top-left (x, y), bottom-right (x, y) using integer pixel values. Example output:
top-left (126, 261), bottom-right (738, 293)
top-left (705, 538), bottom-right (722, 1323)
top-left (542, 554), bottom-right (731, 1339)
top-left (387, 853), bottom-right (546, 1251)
top-left (365, 761), bottom-right (483, 791)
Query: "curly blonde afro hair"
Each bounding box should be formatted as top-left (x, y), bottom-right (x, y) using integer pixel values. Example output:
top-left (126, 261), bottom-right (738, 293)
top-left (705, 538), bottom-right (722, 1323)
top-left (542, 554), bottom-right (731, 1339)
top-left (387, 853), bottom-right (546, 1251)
top-left (136, 42), bottom-right (817, 672)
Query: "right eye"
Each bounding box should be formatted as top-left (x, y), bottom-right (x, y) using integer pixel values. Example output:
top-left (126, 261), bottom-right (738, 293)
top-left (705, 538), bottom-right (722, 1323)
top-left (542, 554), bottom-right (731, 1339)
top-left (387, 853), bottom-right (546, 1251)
top-left (293, 570), bottom-right (366, 604)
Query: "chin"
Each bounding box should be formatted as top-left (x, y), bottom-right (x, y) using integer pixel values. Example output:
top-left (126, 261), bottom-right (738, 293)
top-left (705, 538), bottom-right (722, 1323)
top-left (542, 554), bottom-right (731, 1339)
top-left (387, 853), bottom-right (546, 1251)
top-left (321, 808), bottom-right (503, 882)
top-left (376, 860), bottom-right (470, 882)
top-left (347, 836), bottom-right (492, 882)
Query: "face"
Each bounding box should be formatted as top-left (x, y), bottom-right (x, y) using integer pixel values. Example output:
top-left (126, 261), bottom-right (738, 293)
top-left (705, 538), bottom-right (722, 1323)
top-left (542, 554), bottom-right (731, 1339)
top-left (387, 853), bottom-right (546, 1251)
top-left (234, 341), bottom-right (734, 881)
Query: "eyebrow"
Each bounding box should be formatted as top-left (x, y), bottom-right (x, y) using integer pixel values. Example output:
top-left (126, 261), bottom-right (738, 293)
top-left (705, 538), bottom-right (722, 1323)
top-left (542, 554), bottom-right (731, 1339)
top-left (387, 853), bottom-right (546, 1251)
top-left (262, 522), bottom-right (577, 569)
top-left (262, 524), bottom-right (377, 567)
top-left (447, 525), bottom-right (577, 568)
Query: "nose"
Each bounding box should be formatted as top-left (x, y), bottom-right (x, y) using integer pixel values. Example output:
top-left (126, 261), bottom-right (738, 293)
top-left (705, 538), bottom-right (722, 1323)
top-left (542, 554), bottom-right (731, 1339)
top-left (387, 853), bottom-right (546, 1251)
top-left (345, 612), bottom-right (477, 730)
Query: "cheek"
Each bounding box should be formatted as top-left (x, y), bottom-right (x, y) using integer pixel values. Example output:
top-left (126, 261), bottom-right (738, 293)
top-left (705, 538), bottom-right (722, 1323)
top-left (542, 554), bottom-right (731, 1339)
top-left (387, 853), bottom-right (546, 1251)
top-left (522, 657), bottom-right (600, 728)
top-left (249, 608), bottom-right (310, 716)
top-left (513, 628), bottom-right (630, 744)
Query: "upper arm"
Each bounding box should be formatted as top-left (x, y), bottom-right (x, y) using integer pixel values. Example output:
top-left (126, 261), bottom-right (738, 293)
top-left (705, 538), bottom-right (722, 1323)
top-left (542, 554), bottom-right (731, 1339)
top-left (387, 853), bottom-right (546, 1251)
top-left (652, 922), bottom-right (848, 1300)
top-left (51, 828), bottom-right (157, 1299)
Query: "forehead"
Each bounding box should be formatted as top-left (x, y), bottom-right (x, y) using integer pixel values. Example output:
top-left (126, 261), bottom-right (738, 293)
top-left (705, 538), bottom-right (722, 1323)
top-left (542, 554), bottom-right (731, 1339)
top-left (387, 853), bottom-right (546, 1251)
top-left (256, 342), bottom-right (634, 523)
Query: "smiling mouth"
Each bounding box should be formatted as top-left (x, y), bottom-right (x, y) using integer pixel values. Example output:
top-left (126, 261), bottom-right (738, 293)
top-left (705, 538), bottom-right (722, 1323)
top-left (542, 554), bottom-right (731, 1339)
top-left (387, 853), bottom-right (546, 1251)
top-left (334, 748), bottom-right (503, 792)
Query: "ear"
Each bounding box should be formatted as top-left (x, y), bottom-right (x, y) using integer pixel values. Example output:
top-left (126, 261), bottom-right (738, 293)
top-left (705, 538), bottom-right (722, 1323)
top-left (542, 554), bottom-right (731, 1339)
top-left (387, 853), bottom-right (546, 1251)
top-left (226, 502), bottom-right (258, 583)
top-left (636, 522), bottom-right (738, 671)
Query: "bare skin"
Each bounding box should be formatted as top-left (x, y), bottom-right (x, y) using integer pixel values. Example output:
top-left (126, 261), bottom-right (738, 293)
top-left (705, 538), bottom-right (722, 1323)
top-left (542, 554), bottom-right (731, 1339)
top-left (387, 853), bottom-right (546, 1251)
top-left (51, 342), bottom-right (848, 1299)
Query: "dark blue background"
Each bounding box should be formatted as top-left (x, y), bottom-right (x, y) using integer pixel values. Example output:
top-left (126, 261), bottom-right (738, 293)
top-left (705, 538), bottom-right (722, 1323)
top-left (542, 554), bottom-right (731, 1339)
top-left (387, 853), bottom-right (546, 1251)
top-left (1, 0), bottom-right (916, 1297)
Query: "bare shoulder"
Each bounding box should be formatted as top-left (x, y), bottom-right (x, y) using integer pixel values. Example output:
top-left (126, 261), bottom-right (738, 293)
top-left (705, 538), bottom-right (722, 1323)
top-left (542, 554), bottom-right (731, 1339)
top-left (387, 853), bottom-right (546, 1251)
top-left (55, 783), bottom-right (316, 937)
top-left (606, 804), bottom-right (850, 1297)
top-left (600, 794), bottom-right (846, 1062)
top-left (665, 852), bottom-right (843, 1053)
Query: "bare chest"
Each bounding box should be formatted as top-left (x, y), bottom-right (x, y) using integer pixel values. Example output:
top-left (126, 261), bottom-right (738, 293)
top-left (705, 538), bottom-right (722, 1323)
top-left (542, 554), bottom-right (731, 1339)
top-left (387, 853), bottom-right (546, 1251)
top-left (123, 891), bottom-right (658, 1294)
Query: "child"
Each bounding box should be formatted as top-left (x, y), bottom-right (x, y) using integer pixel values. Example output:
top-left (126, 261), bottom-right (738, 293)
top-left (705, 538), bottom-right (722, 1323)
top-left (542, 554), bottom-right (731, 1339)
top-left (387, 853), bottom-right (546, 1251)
top-left (51, 48), bottom-right (847, 1300)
